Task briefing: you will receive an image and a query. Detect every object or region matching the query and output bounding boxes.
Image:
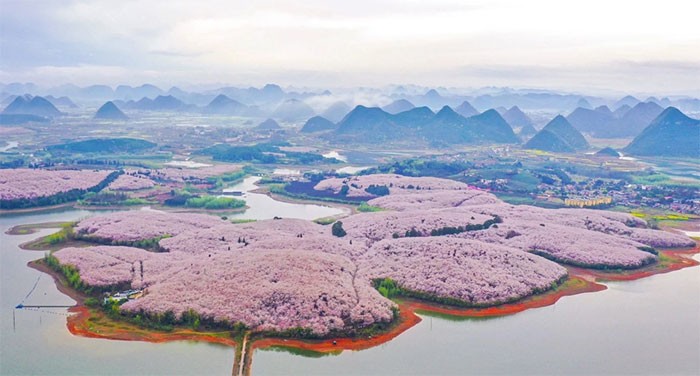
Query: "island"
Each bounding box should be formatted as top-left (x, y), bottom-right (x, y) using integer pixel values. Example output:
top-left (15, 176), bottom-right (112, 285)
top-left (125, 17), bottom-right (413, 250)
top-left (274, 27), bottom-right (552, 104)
top-left (13, 173), bottom-right (698, 375)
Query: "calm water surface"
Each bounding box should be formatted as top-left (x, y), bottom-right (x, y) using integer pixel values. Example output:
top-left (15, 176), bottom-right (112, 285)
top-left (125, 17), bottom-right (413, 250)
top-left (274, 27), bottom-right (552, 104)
top-left (0, 209), bottom-right (234, 375)
top-left (224, 177), bottom-right (346, 220)
top-left (1, 206), bottom-right (699, 375)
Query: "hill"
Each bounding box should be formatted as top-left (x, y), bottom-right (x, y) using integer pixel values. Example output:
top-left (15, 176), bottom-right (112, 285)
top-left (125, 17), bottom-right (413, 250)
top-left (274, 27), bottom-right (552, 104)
top-left (541, 115), bottom-right (589, 150)
top-left (613, 104), bottom-right (631, 118)
top-left (2, 95), bottom-right (62, 117)
top-left (45, 95), bottom-right (77, 108)
top-left (595, 147), bottom-right (621, 157)
top-left (614, 95), bottom-right (640, 110)
top-left (466, 109), bottom-right (519, 144)
top-left (624, 107), bottom-right (700, 157)
top-left (321, 101), bottom-right (351, 123)
top-left (94, 101), bottom-right (128, 120)
top-left (519, 123), bottom-right (538, 138)
top-left (203, 94), bottom-right (247, 115)
top-left (301, 116), bottom-right (336, 133)
top-left (130, 95), bottom-right (190, 111)
top-left (47, 138), bottom-right (156, 154)
top-left (502, 106), bottom-right (534, 128)
top-left (454, 101), bottom-right (479, 117)
top-left (417, 89), bottom-right (446, 109)
top-left (566, 107), bottom-right (614, 137)
top-left (595, 105), bottom-right (613, 115)
top-left (336, 105), bottom-right (395, 137)
top-left (392, 106), bottom-right (435, 127)
top-left (612, 102), bottom-right (664, 138)
top-left (271, 99), bottom-right (315, 122)
top-left (422, 106), bottom-right (471, 143)
top-left (383, 99), bottom-right (415, 114)
top-left (576, 98), bottom-right (592, 109)
top-left (333, 105), bottom-right (518, 144)
top-left (256, 118), bottom-right (282, 131)
top-left (523, 130), bottom-right (575, 153)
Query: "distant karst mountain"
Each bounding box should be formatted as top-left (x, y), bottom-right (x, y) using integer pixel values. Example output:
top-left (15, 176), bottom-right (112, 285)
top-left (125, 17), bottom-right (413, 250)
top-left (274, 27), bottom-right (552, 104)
top-left (333, 105), bottom-right (517, 145)
top-left (256, 118), bottom-right (282, 131)
top-left (418, 89), bottom-right (446, 109)
top-left (518, 123), bottom-right (538, 138)
top-left (115, 84), bottom-right (164, 100)
top-left (624, 107), bottom-right (700, 157)
top-left (301, 116), bottom-right (336, 133)
top-left (321, 101), bottom-right (352, 123)
top-left (2, 95), bottom-right (62, 117)
top-left (128, 95), bottom-right (191, 112)
top-left (523, 130), bottom-right (575, 153)
top-left (613, 101), bottom-right (664, 138)
top-left (203, 94), bottom-right (247, 115)
top-left (540, 115), bottom-right (589, 150)
top-left (94, 101), bottom-right (128, 120)
top-left (613, 104), bottom-right (632, 118)
top-left (383, 99), bottom-right (415, 114)
top-left (576, 98), bottom-right (592, 109)
top-left (566, 101), bottom-right (664, 138)
top-left (45, 95), bottom-right (77, 108)
top-left (336, 105), bottom-right (394, 137)
top-left (271, 99), bottom-right (315, 122)
top-left (566, 107), bottom-right (615, 137)
top-left (614, 95), bottom-right (641, 110)
top-left (525, 115), bottom-right (588, 152)
top-left (595, 147), bottom-right (621, 157)
top-left (502, 106), bottom-right (534, 128)
top-left (454, 100), bottom-right (479, 117)
top-left (468, 109), bottom-right (520, 144)
top-left (594, 105), bottom-right (613, 116)
top-left (393, 106), bottom-right (435, 127)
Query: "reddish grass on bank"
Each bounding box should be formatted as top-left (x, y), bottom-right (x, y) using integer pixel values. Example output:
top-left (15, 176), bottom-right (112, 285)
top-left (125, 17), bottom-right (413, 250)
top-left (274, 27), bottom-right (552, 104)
top-left (570, 246), bottom-right (700, 282)
top-left (27, 236), bottom-right (699, 356)
top-left (400, 276), bottom-right (605, 318)
top-left (251, 306), bottom-right (422, 354)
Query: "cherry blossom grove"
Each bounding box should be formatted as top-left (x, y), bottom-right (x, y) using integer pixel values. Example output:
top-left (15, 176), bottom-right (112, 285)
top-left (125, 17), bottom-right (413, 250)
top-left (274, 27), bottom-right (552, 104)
top-left (107, 174), bottom-right (156, 191)
top-left (0, 169), bottom-right (112, 200)
top-left (51, 174), bottom-right (695, 336)
top-left (74, 210), bottom-right (227, 242)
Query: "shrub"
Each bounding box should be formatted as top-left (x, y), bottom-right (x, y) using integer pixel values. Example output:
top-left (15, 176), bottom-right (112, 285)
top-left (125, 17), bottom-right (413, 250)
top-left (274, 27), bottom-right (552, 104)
top-left (364, 184), bottom-right (390, 196)
top-left (332, 221), bottom-right (346, 237)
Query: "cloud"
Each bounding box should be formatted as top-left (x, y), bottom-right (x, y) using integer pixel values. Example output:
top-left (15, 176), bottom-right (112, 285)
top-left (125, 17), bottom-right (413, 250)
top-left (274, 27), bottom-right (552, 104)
top-left (0, 0), bottom-right (698, 96)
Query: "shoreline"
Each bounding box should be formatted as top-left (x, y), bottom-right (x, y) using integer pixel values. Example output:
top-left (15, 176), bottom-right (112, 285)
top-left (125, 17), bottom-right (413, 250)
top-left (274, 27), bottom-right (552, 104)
top-left (251, 185), bottom-right (357, 217)
top-left (15, 209), bottom-right (699, 368)
top-left (0, 202), bottom-right (76, 215)
top-left (25, 244), bottom-right (699, 356)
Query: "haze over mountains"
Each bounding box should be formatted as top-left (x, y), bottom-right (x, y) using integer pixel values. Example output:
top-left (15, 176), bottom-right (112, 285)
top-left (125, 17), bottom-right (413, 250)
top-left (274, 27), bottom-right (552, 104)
top-left (1, 81), bottom-right (698, 158)
top-left (566, 101), bottom-right (665, 138)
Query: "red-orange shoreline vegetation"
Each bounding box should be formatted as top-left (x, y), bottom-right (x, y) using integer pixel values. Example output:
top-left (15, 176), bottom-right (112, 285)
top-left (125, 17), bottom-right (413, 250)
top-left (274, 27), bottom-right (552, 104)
top-left (30, 244), bottom-right (699, 354)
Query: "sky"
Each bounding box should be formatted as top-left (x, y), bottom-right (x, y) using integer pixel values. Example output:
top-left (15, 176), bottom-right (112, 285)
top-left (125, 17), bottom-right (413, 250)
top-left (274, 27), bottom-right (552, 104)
top-left (1, 0), bottom-right (699, 96)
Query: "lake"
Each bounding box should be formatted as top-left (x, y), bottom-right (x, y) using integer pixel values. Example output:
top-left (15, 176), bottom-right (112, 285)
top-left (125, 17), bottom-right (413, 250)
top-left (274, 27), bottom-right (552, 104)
top-left (223, 177), bottom-right (347, 220)
top-left (1, 206), bottom-right (698, 375)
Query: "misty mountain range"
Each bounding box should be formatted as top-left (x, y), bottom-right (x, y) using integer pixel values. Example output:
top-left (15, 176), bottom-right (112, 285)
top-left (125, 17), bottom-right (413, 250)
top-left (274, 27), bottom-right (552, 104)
top-left (1, 82), bottom-right (698, 157)
top-left (3, 82), bottom-right (700, 114)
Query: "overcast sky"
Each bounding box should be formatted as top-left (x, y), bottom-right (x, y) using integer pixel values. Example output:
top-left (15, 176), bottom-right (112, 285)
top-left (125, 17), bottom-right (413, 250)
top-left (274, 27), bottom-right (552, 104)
top-left (1, 0), bottom-right (699, 96)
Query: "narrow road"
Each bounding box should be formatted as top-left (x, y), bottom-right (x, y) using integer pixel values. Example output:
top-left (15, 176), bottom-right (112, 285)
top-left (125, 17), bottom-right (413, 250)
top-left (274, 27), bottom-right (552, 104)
top-left (234, 332), bottom-right (251, 376)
